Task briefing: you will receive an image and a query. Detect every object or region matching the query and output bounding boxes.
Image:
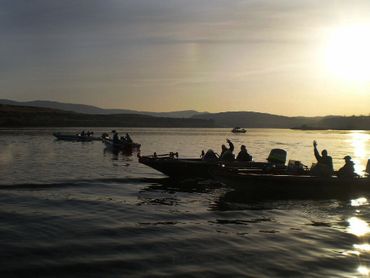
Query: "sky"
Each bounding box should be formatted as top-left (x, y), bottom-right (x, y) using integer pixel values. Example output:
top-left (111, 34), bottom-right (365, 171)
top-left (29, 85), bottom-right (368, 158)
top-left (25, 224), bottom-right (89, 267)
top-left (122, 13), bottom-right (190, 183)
top-left (0, 0), bottom-right (370, 116)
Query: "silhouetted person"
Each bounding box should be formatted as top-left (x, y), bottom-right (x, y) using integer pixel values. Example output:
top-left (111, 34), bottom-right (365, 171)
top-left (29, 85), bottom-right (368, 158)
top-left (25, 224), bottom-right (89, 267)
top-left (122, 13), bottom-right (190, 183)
top-left (236, 145), bottom-right (252, 162)
top-left (311, 140), bottom-right (333, 177)
top-left (220, 139), bottom-right (235, 161)
top-left (112, 130), bottom-right (119, 143)
top-left (125, 133), bottom-right (133, 143)
top-left (337, 156), bottom-right (357, 178)
top-left (202, 149), bottom-right (218, 161)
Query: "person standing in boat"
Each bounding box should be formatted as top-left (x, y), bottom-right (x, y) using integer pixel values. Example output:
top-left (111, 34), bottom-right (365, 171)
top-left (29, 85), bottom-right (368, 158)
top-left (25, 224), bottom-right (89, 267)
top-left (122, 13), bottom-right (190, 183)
top-left (112, 130), bottom-right (120, 143)
top-left (337, 156), bottom-right (358, 178)
top-left (220, 139), bottom-right (235, 161)
top-left (311, 140), bottom-right (334, 176)
top-left (236, 145), bottom-right (252, 162)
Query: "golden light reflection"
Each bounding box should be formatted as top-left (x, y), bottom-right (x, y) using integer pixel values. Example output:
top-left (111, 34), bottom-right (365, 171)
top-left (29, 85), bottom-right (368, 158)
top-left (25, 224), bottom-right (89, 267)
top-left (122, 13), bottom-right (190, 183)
top-left (351, 198), bottom-right (369, 207)
top-left (358, 266), bottom-right (370, 276)
top-left (350, 132), bottom-right (370, 175)
top-left (343, 250), bottom-right (360, 256)
top-left (354, 244), bottom-right (370, 252)
top-left (347, 217), bottom-right (370, 237)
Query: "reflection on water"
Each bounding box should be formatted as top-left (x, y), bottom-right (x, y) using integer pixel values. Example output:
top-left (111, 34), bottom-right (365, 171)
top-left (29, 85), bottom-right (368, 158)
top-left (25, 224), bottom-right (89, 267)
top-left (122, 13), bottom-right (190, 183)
top-left (347, 217), bottom-right (370, 237)
top-left (347, 197), bottom-right (370, 276)
top-left (351, 197), bottom-right (369, 207)
top-left (354, 244), bottom-right (370, 252)
top-left (0, 128), bottom-right (370, 277)
top-left (350, 131), bottom-right (370, 175)
top-left (357, 266), bottom-right (370, 275)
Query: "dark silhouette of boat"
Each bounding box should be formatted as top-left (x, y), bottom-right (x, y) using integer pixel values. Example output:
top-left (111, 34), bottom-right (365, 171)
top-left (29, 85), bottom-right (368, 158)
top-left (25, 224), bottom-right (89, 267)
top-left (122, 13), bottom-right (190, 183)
top-left (102, 137), bottom-right (141, 150)
top-left (138, 152), bottom-right (273, 179)
top-left (212, 166), bottom-right (370, 199)
top-left (231, 127), bottom-right (246, 133)
top-left (53, 132), bottom-right (101, 141)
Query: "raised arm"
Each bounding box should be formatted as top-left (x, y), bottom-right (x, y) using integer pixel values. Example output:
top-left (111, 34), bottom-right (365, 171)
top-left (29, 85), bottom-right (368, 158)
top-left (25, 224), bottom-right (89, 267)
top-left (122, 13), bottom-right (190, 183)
top-left (313, 140), bottom-right (321, 161)
top-left (227, 139), bottom-right (234, 152)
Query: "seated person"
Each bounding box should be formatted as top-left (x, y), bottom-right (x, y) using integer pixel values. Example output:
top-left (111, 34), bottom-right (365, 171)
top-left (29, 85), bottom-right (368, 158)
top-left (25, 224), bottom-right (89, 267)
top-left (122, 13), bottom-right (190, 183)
top-left (202, 149), bottom-right (219, 161)
top-left (310, 140), bottom-right (334, 177)
top-left (337, 156), bottom-right (358, 178)
top-left (236, 145), bottom-right (252, 162)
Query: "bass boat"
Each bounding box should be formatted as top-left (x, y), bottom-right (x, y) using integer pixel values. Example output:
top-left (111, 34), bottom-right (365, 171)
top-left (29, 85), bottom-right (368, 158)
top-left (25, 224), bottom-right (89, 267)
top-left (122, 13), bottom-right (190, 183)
top-left (212, 166), bottom-right (370, 199)
top-left (138, 152), bottom-right (274, 179)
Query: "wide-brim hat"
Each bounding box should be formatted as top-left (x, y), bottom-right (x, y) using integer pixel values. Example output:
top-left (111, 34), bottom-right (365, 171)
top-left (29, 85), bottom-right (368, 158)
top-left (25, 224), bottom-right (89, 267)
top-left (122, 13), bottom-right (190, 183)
top-left (343, 155), bottom-right (351, 160)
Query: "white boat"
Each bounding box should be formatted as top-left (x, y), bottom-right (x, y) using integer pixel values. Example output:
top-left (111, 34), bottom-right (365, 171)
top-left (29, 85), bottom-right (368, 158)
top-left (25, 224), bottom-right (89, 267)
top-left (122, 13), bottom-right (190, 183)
top-left (231, 127), bottom-right (246, 133)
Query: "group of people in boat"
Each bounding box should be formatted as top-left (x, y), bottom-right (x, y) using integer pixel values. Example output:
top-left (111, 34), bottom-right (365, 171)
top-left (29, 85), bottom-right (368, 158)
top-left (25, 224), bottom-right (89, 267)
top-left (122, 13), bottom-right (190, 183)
top-left (201, 139), bottom-right (253, 162)
top-left (201, 138), bottom-right (358, 178)
top-left (112, 130), bottom-right (133, 144)
top-left (312, 140), bottom-right (357, 178)
top-left (79, 130), bottom-right (94, 137)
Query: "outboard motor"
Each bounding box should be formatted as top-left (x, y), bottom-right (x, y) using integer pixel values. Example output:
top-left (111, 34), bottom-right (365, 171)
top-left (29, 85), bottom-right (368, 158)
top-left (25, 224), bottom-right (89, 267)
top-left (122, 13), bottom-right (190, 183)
top-left (267, 149), bottom-right (287, 165)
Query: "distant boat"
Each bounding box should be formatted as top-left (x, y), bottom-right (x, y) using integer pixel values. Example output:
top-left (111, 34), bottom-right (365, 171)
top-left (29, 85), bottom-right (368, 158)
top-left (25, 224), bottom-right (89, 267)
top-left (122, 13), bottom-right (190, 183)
top-left (231, 127), bottom-right (246, 133)
top-left (102, 136), bottom-right (141, 150)
top-left (53, 132), bottom-right (101, 142)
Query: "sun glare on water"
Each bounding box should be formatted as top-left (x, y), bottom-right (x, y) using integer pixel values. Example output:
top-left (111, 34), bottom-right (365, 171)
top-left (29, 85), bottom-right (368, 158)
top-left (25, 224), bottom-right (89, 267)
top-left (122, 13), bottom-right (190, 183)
top-left (322, 24), bottom-right (370, 83)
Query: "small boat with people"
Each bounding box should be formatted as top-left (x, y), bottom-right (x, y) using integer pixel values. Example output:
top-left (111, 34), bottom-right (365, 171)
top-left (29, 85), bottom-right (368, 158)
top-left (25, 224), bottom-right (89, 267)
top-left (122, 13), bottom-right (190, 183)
top-left (231, 127), bottom-right (246, 133)
top-left (139, 138), bottom-right (370, 198)
top-left (138, 147), bottom-right (286, 179)
top-left (102, 130), bottom-right (141, 150)
top-left (212, 162), bottom-right (370, 199)
top-left (53, 131), bottom-right (101, 141)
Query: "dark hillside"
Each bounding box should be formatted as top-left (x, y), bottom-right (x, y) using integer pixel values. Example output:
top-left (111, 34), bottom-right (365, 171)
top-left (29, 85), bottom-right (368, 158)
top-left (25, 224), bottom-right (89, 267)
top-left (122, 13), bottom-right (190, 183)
top-left (0, 105), bottom-right (214, 127)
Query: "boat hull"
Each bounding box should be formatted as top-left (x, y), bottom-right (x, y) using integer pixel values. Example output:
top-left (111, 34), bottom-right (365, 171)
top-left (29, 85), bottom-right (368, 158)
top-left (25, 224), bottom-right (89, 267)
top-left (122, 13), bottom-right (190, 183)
top-left (53, 133), bottom-right (99, 141)
top-left (213, 168), bottom-right (370, 199)
top-left (231, 128), bottom-right (246, 133)
top-left (102, 137), bottom-right (141, 150)
top-left (138, 156), bottom-right (269, 179)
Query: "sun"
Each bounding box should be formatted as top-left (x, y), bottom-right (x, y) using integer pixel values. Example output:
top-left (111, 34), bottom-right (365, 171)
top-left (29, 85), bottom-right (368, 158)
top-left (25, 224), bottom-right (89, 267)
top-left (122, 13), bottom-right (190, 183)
top-left (323, 23), bottom-right (370, 83)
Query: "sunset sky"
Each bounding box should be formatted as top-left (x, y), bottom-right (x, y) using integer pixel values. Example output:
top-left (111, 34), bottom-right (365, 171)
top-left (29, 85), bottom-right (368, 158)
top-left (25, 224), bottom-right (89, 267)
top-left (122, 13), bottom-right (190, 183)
top-left (1, 0), bottom-right (370, 116)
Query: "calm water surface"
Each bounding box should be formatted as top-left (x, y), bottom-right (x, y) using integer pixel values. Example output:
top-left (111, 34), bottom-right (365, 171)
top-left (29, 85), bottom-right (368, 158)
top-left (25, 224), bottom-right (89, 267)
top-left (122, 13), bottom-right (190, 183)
top-left (0, 128), bottom-right (369, 277)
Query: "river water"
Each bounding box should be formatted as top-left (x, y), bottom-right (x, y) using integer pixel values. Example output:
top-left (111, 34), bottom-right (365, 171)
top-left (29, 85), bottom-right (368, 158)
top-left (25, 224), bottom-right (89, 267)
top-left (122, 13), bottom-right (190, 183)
top-left (0, 128), bottom-right (369, 277)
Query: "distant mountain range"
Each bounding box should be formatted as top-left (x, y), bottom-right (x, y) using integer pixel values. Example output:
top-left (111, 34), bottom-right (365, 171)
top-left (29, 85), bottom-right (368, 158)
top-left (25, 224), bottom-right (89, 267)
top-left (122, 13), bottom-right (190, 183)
top-left (0, 104), bottom-right (213, 128)
top-left (0, 99), bottom-right (369, 129)
top-left (0, 99), bottom-right (206, 118)
top-left (193, 111), bottom-right (370, 130)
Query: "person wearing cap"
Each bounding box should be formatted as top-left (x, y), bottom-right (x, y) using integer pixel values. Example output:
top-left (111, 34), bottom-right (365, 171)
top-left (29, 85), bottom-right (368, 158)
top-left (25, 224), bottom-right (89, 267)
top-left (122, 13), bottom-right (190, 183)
top-left (311, 140), bottom-right (334, 176)
top-left (337, 156), bottom-right (357, 178)
top-left (236, 145), bottom-right (252, 162)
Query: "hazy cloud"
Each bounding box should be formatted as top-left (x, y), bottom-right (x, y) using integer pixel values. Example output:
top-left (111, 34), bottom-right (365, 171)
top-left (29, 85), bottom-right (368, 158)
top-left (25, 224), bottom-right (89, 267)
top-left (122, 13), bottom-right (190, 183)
top-left (1, 0), bottom-right (370, 115)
